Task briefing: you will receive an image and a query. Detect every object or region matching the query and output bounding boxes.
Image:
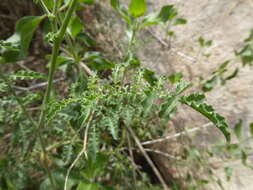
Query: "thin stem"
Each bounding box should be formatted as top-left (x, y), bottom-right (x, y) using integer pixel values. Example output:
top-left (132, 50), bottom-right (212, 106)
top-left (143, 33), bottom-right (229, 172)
top-left (126, 125), bottom-right (169, 190)
top-left (36, 0), bottom-right (78, 188)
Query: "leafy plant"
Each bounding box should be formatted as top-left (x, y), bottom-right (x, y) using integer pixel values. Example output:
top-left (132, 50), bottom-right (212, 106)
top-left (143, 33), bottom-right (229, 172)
top-left (0, 0), bottom-right (242, 190)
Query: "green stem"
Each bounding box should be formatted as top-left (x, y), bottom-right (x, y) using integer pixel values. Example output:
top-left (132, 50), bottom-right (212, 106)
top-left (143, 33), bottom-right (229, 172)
top-left (37, 0), bottom-right (79, 188)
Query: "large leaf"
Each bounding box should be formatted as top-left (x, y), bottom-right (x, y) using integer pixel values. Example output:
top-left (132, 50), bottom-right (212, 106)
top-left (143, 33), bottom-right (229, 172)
top-left (68, 15), bottom-right (83, 38)
top-left (77, 182), bottom-right (99, 190)
top-left (180, 93), bottom-right (231, 142)
top-left (128, 0), bottom-right (146, 18)
top-left (1, 16), bottom-right (44, 63)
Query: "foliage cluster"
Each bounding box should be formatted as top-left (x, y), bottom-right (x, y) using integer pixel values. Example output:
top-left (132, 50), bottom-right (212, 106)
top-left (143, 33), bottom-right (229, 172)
top-left (0, 0), bottom-right (252, 190)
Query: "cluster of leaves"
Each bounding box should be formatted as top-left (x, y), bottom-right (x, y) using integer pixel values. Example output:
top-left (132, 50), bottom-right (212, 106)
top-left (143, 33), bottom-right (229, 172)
top-left (0, 0), bottom-right (237, 190)
top-left (201, 28), bottom-right (253, 92)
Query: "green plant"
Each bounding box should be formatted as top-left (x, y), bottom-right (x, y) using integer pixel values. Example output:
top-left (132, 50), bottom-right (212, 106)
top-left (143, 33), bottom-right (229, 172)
top-left (0, 0), bottom-right (235, 190)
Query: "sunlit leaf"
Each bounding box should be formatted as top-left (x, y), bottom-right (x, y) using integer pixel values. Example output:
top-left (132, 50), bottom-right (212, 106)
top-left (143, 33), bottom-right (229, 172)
top-left (129, 0), bottom-right (146, 18)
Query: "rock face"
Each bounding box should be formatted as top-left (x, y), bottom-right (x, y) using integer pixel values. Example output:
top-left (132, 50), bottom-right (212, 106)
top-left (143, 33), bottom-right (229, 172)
top-left (90, 1), bottom-right (253, 189)
top-left (139, 0), bottom-right (253, 189)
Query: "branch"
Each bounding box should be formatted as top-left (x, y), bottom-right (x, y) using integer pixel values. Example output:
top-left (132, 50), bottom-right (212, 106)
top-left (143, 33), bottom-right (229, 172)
top-left (126, 125), bottom-right (169, 190)
top-left (141, 122), bottom-right (213, 146)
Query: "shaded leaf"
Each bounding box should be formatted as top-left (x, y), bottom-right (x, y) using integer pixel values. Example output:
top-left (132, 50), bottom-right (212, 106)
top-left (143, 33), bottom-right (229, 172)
top-left (234, 119), bottom-right (242, 140)
top-left (1, 16), bottom-right (44, 63)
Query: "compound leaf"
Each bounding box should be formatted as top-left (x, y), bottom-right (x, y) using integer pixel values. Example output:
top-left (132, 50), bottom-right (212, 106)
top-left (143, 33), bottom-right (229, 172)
top-left (180, 93), bottom-right (231, 142)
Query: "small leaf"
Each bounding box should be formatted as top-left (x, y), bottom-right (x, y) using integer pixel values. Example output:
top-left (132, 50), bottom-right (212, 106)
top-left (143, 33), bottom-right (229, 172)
top-left (143, 69), bottom-right (158, 86)
top-left (235, 44), bottom-right (253, 65)
top-left (234, 119), bottom-right (242, 140)
top-left (129, 0), bottom-right (146, 18)
top-left (168, 72), bottom-right (183, 84)
top-left (158, 5), bottom-right (177, 22)
top-left (224, 167), bottom-right (233, 181)
top-left (244, 29), bottom-right (253, 42)
top-left (10, 70), bottom-right (46, 80)
top-left (225, 68), bottom-right (239, 81)
top-left (77, 32), bottom-right (96, 47)
top-left (141, 91), bottom-right (156, 117)
top-left (180, 93), bottom-right (231, 142)
top-left (249, 123), bottom-right (253, 138)
top-left (174, 18), bottom-right (187, 25)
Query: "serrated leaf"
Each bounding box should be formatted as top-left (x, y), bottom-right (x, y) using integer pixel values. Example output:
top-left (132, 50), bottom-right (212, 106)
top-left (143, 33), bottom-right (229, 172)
top-left (141, 91), bottom-right (156, 117)
top-left (129, 0), bottom-right (146, 18)
top-left (1, 16), bottom-right (44, 63)
top-left (180, 93), bottom-right (231, 142)
top-left (107, 117), bottom-right (118, 140)
top-left (10, 70), bottom-right (46, 80)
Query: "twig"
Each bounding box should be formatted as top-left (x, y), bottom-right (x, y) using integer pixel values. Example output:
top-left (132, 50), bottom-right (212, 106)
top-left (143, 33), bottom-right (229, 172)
top-left (126, 132), bottom-right (137, 187)
top-left (126, 125), bottom-right (169, 190)
top-left (141, 122), bottom-right (213, 146)
top-left (64, 109), bottom-right (95, 190)
top-left (12, 77), bottom-right (65, 91)
top-left (80, 62), bottom-right (94, 76)
top-left (147, 29), bottom-right (197, 63)
top-left (144, 148), bottom-right (180, 161)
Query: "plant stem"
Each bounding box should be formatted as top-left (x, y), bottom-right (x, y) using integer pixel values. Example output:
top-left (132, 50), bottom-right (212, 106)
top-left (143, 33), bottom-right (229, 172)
top-left (36, 0), bottom-right (78, 188)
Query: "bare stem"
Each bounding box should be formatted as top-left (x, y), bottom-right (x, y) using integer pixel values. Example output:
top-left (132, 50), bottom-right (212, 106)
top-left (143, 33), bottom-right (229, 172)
top-left (126, 126), bottom-right (169, 190)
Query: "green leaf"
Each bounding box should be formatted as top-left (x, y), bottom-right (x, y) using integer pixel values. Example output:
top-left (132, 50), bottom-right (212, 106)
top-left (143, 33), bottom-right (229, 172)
top-left (225, 68), bottom-right (239, 81)
top-left (174, 18), bottom-right (187, 25)
top-left (143, 69), bottom-right (158, 86)
top-left (1, 16), bottom-right (44, 62)
top-left (77, 182), bottom-right (99, 190)
top-left (141, 91), bottom-right (156, 117)
top-left (107, 117), bottom-right (118, 140)
top-left (201, 75), bottom-right (218, 92)
top-left (79, 0), bottom-right (94, 4)
top-left (110, 0), bottom-right (120, 10)
top-left (81, 153), bottom-right (108, 179)
top-left (180, 93), bottom-right (231, 142)
top-left (224, 167), bottom-right (233, 181)
top-left (129, 0), bottom-right (146, 18)
top-left (158, 5), bottom-right (177, 22)
top-left (235, 44), bottom-right (253, 65)
top-left (110, 0), bottom-right (131, 24)
top-left (244, 29), bottom-right (253, 42)
top-left (234, 119), bottom-right (242, 140)
top-left (10, 70), bottom-right (46, 80)
top-left (68, 15), bottom-right (83, 38)
top-left (249, 123), bottom-right (253, 138)
top-left (77, 32), bottom-right (96, 47)
top-left (168, 72), bottom-right (183, 84)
